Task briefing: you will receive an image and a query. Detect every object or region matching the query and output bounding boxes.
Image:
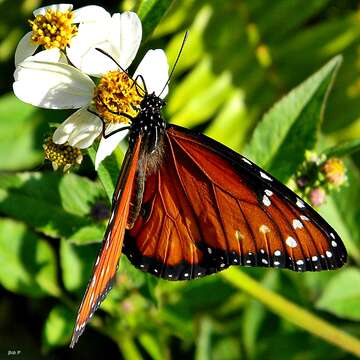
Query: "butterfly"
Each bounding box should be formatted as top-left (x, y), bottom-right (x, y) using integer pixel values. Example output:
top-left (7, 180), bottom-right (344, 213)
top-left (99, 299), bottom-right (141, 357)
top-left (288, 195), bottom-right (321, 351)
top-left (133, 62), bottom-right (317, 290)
top-left (70, 39), bottom-right (347, 347)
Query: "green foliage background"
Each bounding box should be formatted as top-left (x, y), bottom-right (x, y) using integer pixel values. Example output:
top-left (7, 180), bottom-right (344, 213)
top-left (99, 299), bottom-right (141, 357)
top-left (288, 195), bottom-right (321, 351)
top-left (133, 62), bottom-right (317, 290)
top-left (1, 0), bottom-right (360, 358)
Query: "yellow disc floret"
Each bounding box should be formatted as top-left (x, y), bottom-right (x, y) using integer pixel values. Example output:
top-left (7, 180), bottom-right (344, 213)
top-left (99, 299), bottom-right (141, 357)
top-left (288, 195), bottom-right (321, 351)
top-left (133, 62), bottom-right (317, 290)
top-left (43, 137), bottom-right (83, 172)
top-left (322, 158), bottom-right (347, 186)
top-left (29, 9), bottom-right (77, 50)
top-left (94, 71), bottom-right (142, 124)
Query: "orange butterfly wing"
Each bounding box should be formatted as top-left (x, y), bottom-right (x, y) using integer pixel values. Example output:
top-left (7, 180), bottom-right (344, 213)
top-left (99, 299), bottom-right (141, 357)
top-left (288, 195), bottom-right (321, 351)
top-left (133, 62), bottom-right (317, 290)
top-left (124, 125), bottom-right (347, 279)
top-left (70, 136), bottom-right (142, 347)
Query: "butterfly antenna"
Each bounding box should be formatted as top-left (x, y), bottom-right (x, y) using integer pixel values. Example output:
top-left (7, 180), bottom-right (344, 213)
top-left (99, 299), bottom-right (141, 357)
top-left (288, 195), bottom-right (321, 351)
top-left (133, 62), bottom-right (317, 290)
top-left (95, 48), bottom-right (146, 95)
top-left (158, 30), bottom-right (189, 98)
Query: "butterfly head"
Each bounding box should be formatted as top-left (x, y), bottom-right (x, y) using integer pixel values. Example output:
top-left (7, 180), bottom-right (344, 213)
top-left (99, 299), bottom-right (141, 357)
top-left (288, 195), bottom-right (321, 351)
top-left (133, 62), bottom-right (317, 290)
top-left (140, 92), bottom-right (165, 113)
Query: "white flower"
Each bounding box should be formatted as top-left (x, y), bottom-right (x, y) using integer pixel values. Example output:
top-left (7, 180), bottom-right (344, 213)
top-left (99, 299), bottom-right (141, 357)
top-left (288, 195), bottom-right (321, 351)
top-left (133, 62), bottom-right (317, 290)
top-left (15, 4), bottom-right (111, 65)
top-left (67, 11), bottom-right (142, 77)
top-left (13, 48), bottom-right (169, 168)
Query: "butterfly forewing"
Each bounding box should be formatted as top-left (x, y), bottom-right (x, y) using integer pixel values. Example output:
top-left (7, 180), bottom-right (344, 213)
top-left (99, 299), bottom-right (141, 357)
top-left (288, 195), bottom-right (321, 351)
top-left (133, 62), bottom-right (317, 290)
top-left (70, 135), bottom-right (143, 348)
top-left (124, 125), bottom-right (347, 279)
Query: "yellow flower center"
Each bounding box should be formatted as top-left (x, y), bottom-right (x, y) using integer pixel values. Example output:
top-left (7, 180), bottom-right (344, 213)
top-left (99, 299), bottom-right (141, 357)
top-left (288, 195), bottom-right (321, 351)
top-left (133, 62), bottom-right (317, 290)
top-left (29, 9), bottom-right (77, 50)
top-left (322, 158), bottom-right (346, 186)
top-left (43, 137), bottom-right (82, 172)
top-left (94, 71), bottom-right (142, 124)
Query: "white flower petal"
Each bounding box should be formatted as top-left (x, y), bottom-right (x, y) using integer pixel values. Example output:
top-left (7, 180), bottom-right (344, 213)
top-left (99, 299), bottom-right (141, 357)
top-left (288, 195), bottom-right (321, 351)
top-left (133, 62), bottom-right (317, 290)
top-left (66, 22), bottom-right (115, 77)
top-left (53, 108), bottom-right (102, 148)
top-left (33, 4), bottom-right (73, 17)
top-left (67, 11), bottom-right (141, 77)
top-left (133, 49), bottom-right (169, 98)
top-left (109, 12), bottom-right (142, 69)
top-left (13, 60), bottom-right (95, 109)
top-left (15, 32), bottom-right (38, 65)
top-left (73, 5), bottom-right (110, 23)
top-left (27, 48), bottom-right (62, 62)
top-left (95, 123), bottom-right (129, 170)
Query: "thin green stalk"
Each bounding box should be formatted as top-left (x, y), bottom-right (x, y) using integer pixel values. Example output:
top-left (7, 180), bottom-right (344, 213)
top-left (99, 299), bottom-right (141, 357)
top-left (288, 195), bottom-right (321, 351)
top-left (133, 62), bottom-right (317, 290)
top-left (221, 268), bottom-right (360, 357)
top-left (116, 333), bottom-right (144, 360)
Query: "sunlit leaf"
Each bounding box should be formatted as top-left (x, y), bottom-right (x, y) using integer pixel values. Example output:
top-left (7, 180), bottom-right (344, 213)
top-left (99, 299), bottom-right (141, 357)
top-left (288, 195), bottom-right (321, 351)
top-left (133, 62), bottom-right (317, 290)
top-left (0, 94), bottom-right (42, 170)
top-left (245, 56), bottom-right (342, 181)
top-left (0, 172), bottom-right (104, 241)
top-left (43, 305), bottom-right (73, 348)
top-left (316, 268), bottom-right (360, 320)
top-left (0, 218), bottom-right (60, 297)
top-left (136, 0), bottom-right (175, 40)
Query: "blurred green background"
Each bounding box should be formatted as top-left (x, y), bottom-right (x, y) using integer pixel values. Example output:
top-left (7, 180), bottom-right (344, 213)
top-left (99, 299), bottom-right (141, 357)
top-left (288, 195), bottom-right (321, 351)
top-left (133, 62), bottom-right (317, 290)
top-left (1, 0), bottom-right (360, 358)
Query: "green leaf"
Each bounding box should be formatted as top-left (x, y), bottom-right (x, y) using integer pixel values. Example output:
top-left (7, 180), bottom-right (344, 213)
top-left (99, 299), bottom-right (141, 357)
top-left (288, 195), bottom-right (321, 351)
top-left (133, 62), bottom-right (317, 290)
top-left (167, 57), bottom-right (234, 128)
top-left (205, 89), bottom-right (251, 152)
top-left (59, 173), bottom-right (104, 215)
top-left (0, 218), bottom-right (60, 297)
top-left (136, 0), bottom-right (175, 40)
top-left (43, 305), bottom-right (74, 348)
top-left (60, 239), bottom-right (98, 293)
top-left (244, 56), bottom-right (342, 182)
top-left (322, 139), bottom-right (360, 158)
top-left (0, 172), bottom-right (104, 241)
top-left (316, 268), bottom-right (360, 320)
top-left (0, 94), bottom-right (43, 170)
top-left (88, 145), bottom-right (124, 202)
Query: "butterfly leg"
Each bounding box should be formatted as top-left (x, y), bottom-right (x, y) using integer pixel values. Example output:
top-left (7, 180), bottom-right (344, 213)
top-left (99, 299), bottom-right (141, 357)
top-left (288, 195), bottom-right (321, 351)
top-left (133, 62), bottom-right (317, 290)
top-left (87, 109), bottom-right (132, 139)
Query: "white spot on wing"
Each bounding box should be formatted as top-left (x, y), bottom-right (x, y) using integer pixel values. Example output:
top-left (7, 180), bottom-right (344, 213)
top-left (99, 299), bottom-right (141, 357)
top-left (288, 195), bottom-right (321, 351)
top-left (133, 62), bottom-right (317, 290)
top-left (296, 198), bottom-right (305, 208)
top-left (265, 189), bottom-right (273, 196)
top-left (262, 195), bottom-right (271, 207)
top-left (312, 256), bottom-right (318, 261)
top-left (300, 215), bottom-right (309, 221)
top-left (260, 171), bottom-right (273, 181)
top-left (274, 250), bottom-right (281, 256)
top-left (242, 157), bottom-right (252, 165)
top-left (331, 240), bottom-right (337, 247)
top-left (262, 258), bottom-right (268, 265)
top-left (296, 260), bottom-right (304, 265)
top-left (292, 219), bottom-right (303, 229)
top-left (286, 236), bottom-right (297, 248)
top-left (326, 251), bottom-right (332, 258)
top-left (330, 232), bottom-right (335, 239)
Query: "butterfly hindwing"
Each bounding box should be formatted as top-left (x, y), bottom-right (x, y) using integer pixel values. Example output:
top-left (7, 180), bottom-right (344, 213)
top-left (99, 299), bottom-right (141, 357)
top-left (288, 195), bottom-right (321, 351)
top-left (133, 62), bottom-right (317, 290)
top-left (124, 125), bottom-right (347, 280)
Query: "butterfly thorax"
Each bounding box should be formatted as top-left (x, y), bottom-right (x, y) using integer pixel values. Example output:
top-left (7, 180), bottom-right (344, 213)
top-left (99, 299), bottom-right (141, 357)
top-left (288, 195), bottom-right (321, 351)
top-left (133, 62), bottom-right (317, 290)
top-left (129, 93), bottom-right (166, 148)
